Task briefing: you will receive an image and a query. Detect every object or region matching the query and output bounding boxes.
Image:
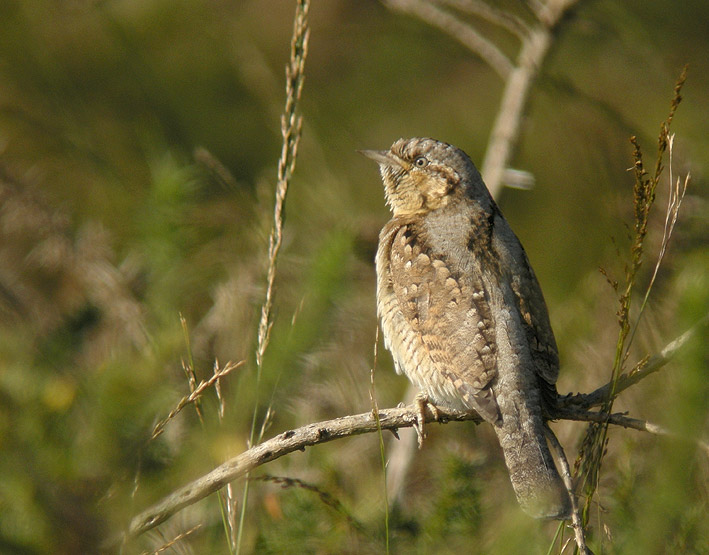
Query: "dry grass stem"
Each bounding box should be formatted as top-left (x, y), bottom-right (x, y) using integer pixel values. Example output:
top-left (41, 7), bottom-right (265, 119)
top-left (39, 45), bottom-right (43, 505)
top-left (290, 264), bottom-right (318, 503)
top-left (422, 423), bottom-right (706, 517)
top-left (254, 475), bottom-right (365, 532)
top-left (214, 372), bottom-right (238, 551)
top-left (254, 0), bottom-right (310, 372)
top-left (368, 325), bottom-right (391, 552)
top-left (574, 68), bottom-right (689, 529)
top-left (627, 133), bottom-right (690, 350)
top-left (142, 524), bottom-right (202, 555)
top-left (221, 482), bottom-right (238, 553)
top-left (150, 360), bottom-right (245, 441)
top-left (239, 2), bottom-right (310, 551)
top-left (193, 146), bottom-right (240, 191)
top-left (256, 405), bottom-right (275, 446)
top-left (180, 314), bottom-right (203, 421)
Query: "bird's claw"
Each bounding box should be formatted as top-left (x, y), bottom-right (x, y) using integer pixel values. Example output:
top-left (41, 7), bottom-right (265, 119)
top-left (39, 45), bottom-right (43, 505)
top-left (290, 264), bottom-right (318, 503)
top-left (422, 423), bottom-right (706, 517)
top-left (413, 392), bottom-right (439, 449)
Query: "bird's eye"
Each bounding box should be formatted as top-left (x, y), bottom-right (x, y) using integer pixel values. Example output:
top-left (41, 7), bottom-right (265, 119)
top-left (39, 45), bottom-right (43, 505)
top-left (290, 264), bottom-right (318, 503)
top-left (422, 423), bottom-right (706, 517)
top-left (414, 156), bottom-right (428, 168)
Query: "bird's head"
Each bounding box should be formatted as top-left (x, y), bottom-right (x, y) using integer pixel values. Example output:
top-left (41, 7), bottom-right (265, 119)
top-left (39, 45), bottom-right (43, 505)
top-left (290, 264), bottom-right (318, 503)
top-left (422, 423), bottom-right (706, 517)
top-left (361, 137), bottom-right (488, 217)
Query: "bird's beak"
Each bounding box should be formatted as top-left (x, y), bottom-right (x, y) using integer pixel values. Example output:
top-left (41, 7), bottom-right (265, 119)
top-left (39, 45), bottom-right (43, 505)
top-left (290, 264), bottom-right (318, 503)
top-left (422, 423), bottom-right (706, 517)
top-left (358, 149), bottom-right (404, 169)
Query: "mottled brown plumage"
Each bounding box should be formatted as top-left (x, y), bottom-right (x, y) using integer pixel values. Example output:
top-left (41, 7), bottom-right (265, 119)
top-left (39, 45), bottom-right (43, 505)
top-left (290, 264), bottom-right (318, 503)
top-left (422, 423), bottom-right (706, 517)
top-left (363, 137), bottom-right (570, 519)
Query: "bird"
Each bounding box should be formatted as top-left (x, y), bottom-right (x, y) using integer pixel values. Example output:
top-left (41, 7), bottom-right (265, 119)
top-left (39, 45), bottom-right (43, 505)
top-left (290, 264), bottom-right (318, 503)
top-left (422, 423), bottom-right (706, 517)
top-left (361, 137), bottom-right (571, 519)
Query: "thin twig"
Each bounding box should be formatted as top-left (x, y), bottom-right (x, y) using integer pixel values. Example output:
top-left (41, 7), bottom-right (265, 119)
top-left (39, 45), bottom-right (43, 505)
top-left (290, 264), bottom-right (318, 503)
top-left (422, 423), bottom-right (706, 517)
top-left (385, 0), bottom-right (513, 79)
top-left (433, 0), bottom-right (530, 39)
top-left (561, 314), bottom-right (707, 410)
top-left (545, 426), bottom-right (590, 555)
top-left (559, 410), bottom-right (709, 455)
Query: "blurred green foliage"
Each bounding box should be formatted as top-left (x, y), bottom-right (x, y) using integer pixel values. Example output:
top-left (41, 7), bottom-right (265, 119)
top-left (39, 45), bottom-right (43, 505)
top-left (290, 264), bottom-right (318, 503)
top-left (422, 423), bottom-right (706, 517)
top-left (0, 0), bottom-right (707, 553)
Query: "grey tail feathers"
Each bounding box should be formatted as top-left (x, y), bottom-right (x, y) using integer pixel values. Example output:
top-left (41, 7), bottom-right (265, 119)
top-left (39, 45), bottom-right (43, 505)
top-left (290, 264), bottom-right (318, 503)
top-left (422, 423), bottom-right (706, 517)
top-left (493, 415), bottom-right (571, 519)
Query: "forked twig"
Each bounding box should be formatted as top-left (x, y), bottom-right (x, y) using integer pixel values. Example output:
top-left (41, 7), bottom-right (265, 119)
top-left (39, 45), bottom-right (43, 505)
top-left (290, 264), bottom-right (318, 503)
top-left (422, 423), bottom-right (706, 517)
top-left (385, 0), bottom-right (581, 196)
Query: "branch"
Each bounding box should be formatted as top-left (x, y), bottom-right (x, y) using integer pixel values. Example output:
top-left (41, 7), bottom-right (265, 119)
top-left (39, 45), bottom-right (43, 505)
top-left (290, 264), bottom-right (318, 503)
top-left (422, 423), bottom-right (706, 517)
top-left (433, 0), bottom-right (531, 39)
top-left (386, 0), bottom-right (581, 196)
top-left (557, 410), bottom-right (709, 456)
top-left (121, 405), bottom-right (477, 544)
top-left (385, 0), bottom-right (513, 80)
top-left (119, 315), bottom-right (706, 544)
top-left (481, 0), bottom-right (580, 196)
top-left (559, 315), bottom-right (708, 410)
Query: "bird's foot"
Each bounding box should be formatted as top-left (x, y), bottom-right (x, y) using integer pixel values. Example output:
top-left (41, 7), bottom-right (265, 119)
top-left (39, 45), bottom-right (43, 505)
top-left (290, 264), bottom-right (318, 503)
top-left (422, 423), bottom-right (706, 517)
top-left (413, 392), bottom-right (440, 449)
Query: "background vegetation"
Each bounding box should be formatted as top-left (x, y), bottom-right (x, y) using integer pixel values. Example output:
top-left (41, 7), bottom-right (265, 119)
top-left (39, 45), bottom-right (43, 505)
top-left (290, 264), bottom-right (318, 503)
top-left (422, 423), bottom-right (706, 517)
top-left (0, 0), bottom-right (707, 553)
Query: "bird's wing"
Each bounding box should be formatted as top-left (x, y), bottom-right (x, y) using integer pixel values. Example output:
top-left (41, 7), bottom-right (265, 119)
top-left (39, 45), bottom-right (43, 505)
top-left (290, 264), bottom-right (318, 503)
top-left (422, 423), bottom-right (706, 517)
top-left (387, 224), bottom-right (501, 423)
top-left (492, 213), bottom-right (560, 392)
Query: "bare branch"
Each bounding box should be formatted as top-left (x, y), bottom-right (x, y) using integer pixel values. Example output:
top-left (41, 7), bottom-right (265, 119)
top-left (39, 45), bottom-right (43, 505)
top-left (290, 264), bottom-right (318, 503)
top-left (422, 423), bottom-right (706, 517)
top-left (481, 0), bottom-right (580, 196)
top-left (557, 411), bottom-right (709, 456)
top-left (433, 0), bottom-right (530, 39)
top-left (560, 315), bottom-right (708, 410)
top-left (120, 405), bottom-right (478, 543)
top-left (385, 0), bottom-right (513, 80)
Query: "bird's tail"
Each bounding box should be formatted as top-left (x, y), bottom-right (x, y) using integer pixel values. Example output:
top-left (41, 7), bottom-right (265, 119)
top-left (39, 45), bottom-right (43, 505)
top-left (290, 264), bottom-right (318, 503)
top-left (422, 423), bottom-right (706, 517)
top-left (493, 414), bottom-right (571, 519)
